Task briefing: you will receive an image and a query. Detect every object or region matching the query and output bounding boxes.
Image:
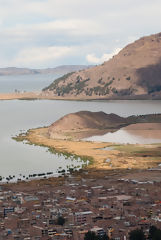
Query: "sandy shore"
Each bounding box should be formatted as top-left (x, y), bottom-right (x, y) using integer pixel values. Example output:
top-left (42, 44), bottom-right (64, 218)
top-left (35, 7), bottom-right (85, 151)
top-left (0, 92), bottom-right (158, 101)
top-left (14, 127), bottom-right (161, 171)
top-left (0, 92), bottom-right (99, 101)
top-left (0, 92), bottom-right (40, 100)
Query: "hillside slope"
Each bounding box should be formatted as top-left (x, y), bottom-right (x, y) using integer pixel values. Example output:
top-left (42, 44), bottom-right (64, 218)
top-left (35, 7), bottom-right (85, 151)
top-left (44, 33), bottom-right (161, 99)
top-left (48, 111), bottom-right (161, 140)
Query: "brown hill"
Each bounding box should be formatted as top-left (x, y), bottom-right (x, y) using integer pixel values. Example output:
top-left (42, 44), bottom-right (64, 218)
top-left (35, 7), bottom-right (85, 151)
top-left (48, 111), bottom-right (161, 140)
top-left (44, 33), bottom-right (161, 99)
top-left (48, 111), bottom-right (127, 140)
top-left (49, 111), bottom-right (126, 131)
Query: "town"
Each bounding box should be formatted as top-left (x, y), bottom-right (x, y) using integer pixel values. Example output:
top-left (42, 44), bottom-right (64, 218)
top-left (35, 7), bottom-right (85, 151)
top-left (0, 168), bottom-right (161, 240)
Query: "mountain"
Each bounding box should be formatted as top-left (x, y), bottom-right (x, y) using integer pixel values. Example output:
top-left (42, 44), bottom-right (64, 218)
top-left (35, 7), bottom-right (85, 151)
top-left (48, 111), bottom-right (161, 140)
top-left (43, 33), bottom-right (161, 99)
top-left (0, 65), bottom-right (92, 76)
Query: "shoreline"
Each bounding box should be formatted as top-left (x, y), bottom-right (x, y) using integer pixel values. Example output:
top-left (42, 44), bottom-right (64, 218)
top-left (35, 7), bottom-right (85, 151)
top-left (13, 127), bottom-right (161, 173)
top-left (0, 92), bottom-right (161, 101)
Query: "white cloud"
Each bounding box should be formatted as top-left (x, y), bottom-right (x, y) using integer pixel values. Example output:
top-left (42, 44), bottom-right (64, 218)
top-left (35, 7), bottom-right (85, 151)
top-left (11, 46), bottom-right (74, 67)
top-left (0, 0), bottom-right (161, 67)
top-left (86, 48), bottom-right (122, 64)
top-left (1, 19), bottom-right (102, 39)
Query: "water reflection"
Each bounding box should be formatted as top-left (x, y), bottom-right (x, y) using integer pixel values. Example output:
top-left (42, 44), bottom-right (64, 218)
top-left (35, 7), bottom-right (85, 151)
top-left (86, 123), bottom-right (161, 144)
top-left (0, 100), bottom-right (161, 180)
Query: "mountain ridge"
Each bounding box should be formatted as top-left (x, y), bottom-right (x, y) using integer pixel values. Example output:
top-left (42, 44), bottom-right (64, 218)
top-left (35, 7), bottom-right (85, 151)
top-left (0, 65), bottom-right (92, 76)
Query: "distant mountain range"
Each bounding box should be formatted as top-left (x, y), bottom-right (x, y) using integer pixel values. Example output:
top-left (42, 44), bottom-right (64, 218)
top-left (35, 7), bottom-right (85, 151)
top-left (44, 33), bottom-right (161, 100)
top-left (0, 65), bottom-right (92, 76)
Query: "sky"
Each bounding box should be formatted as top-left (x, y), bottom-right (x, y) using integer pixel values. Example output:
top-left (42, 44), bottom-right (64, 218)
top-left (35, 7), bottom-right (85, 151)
top-left (0, 0), bottom-right (161, 68)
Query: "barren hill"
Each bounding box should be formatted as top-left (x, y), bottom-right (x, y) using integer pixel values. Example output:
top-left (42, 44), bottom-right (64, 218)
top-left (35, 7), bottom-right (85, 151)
top-left (48, 111), bottom-right (161, 140)
top-left (48, 111), bottom-right (127, 139)
top-left (44, 33), bottom-right (161, 99)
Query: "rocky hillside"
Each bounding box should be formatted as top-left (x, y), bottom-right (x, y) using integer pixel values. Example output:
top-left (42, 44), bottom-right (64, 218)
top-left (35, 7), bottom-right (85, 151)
top-left (48, 111), bottom-right (161, 140)
top-left (44, 33), bottom-right (161, 99)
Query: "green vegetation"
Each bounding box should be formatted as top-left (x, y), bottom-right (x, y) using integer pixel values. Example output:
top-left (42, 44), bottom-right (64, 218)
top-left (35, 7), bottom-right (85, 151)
top-left (126, 76), bottom-right (131, 81)
top-left (129, 229), bottom-right (146, 240)
top-left (114, 144), bottom-right (161, 157)
top-left (112, 87), bottom-right (118, 94)
top-left (129, 226), bottom-right (161, 240)
top-left (44, 71), bottom-right (118, 96)
top-left (43, 72), bottom-right (75, 91)
top-left (117, 87), bottom-right (136, 96)
top-left (45, 76), bottom-right (91, 96)
top-left (55, 83), bottom-right (74, 96)
top-left (85, 80), bottom-right (113, 96)
top-left (13, 131), bottom-right (93, 174)
top-left (56, 216), bottom-right (65, 226)
top-left (84, 231), bottom-right (97, 240)
top-left (149, 226), bottom-right (161, 240)
top-left (148, 85), bottom-right (161, 94)
top-left (74, 78), bottom-right (90, 95)
top-left (84, 231), bottom-right (109, 240)
top-left (98, 78), bottom-right (103, 84)
top-left (48, 146), bottom-right (93, 165)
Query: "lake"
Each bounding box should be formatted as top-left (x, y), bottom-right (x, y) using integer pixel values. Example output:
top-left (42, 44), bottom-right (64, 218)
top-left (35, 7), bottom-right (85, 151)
top-left (0, 74), bottom-right (161, 181)
top-left (87, 123), bottom-right (161, 144)
top-left (0, 73), bottom-right (60, 93)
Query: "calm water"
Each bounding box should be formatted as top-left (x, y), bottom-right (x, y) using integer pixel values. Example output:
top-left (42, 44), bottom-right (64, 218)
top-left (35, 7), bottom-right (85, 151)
top-left (0, 74), bottom-right (61, 93)
top-left (0, 73), bottom-right (161, 180)
top-left (0, 99), bottom-right (161, 180)
top-left (87, 128), bottom-right (161, 144)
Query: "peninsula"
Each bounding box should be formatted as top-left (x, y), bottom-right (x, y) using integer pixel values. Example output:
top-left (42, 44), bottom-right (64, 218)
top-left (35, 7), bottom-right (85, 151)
top-left (14, 111), bottom-right (161, 171)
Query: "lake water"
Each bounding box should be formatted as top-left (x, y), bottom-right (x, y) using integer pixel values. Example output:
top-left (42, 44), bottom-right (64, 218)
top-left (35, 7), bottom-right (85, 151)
top-left (0, 74), bottom-right (60, 93)
top-left (0, 99), bottom-right (161, 181)
top-left (0, 74), bottom-right (161, 181)
top-left (87, 127), bottom-right (161, 144)
top-left (86, 122), bottom-right (161, 144)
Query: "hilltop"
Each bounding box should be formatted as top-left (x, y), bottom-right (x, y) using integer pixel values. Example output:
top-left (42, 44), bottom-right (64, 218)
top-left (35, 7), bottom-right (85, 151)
top-left (44, 33), bottom-right (161, 99)
top-left (48, 111), bottom-right (126, 139)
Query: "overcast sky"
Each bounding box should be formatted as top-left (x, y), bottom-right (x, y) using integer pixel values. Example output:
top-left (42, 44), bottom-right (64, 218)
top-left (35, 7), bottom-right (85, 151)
top-left (0, 0), bottom-right (161, 68)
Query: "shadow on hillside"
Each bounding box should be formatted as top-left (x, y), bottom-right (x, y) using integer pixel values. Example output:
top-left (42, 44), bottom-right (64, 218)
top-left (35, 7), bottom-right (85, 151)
top-left (136, 58), bottom-right (161, 94)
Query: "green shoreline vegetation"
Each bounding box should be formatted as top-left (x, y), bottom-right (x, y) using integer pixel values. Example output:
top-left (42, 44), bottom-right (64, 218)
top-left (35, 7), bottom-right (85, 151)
top-left (12, 131), bottom-right (93, 174)
top-left (13, 130), bottom-right (161, 171)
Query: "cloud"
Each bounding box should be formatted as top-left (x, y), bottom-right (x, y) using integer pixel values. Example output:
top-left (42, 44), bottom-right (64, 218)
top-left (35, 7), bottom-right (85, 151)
top-left (86, 48), bottom-right (122, 64)
top-left (1, 19), bottom-right (102, 39)
top-left (0, 0), bottom-right (161, 67)
top-left (11, 46), bottom-right (74, 68)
